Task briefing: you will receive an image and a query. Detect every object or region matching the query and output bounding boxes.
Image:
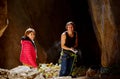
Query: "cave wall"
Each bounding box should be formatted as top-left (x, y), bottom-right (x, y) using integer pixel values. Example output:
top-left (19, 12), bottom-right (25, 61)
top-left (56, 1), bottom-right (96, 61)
top-left (0, 0), bottom-right (74, 69)
top-left (89, 0), bottom-right (120, 67)
top-left (0, 0), bottom-right (8, 68)
top-left (0, 0), bottom-right (7, 37)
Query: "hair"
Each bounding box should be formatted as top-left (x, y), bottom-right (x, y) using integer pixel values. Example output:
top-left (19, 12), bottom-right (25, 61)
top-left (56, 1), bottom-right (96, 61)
top-left (65, 21), bottom-right (75, 29)
top-left (24, 28), bottom-right (35, 37)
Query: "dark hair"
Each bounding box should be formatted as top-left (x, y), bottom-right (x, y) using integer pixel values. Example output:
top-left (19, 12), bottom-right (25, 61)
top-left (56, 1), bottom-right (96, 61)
top-left (24, 28), bottom-right (35, 37)
top-left (65, 21), bottom-right (75, 29)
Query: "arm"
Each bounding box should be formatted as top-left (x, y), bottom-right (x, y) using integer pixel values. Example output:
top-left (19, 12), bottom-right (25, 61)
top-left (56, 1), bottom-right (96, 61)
top-left (61, 32), bottom-right (72, 51)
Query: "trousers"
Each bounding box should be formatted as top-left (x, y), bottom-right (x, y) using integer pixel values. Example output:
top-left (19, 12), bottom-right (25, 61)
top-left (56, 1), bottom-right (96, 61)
top-left (59, 50), bottom-right (77, 76)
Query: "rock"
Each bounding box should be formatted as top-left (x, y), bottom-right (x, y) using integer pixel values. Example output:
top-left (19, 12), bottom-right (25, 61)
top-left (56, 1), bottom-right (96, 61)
top-left (53, 76), bottom-right (72, 79)
top-left (0, 65), bottom-right (110, 79)
top-left (5, 64), bottom-right (60, 79)
top-left (0, 0), bottom-right (7, 37)
top-left (89, 0), bottom-right (120, 67)
top-left (0, 68), bottom-right (9, 79)
top-left (8, 66), bottom-right (39, 79)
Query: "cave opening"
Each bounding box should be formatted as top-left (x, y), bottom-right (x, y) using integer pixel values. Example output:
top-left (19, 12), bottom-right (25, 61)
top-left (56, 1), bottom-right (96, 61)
top-left (46, 0), bottom-right (101, 66)
top-left (58, 0), bottom-right (101, 66)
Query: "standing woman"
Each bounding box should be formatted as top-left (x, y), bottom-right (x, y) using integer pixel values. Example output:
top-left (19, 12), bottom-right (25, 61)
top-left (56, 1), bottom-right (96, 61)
top-left (59, 21), bottom-right (78, 76)
top-left (20, 28), bottom-right (37, 68)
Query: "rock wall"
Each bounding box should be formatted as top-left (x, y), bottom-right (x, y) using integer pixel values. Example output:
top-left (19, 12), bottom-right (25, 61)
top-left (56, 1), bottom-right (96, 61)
top-left (0, 0), bottom-right (7, 37)
top-left (89, 0), bottom-right (120, 67)
top-left (0, 0), bottom-right (8, 68)
top-left (0, 0), bottom-right (73, 69)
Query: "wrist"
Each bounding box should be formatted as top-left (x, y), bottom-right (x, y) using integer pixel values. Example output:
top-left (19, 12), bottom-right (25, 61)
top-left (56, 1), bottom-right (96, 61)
top-left (70, 47), bottom-right (74, 51)
top-left (69, 48), bottom-right (73, 51)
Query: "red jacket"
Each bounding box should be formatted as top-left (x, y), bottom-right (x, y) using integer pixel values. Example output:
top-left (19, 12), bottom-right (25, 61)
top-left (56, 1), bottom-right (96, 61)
top-left (20, 38), bottom-right (37, 68)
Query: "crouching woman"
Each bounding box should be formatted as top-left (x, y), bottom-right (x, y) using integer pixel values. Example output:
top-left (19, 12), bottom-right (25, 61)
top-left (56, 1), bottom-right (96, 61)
top-left (20, 28), bottom-right (38, 68)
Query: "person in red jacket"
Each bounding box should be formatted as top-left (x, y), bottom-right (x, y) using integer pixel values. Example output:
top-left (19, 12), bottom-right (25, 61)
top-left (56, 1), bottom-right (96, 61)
top-left (20, 28), bottom-right (38, 68)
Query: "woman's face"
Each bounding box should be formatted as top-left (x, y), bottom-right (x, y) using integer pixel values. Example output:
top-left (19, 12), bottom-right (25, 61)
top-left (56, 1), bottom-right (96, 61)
top-left (66, 24), bottom-right (74, 32)
top-left (27, 32), bottom-right (35, 41)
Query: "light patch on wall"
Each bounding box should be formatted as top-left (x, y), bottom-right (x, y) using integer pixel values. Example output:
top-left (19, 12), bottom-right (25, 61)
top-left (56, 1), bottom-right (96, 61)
top-left (0, 19), bottom-right (9, 37)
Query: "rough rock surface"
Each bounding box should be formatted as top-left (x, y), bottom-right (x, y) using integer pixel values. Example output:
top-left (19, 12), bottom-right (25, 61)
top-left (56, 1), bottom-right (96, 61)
top-left (0, 65), bottom-right (120, 79)
top-left (0, 0), bottom-right (7, 37)
top-left (89, 0), bottom-right (120, 67)
top-left (0, 65), bottom-right (94, 79)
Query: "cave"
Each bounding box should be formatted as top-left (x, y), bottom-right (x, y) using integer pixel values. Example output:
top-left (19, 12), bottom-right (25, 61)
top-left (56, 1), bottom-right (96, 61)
top-left (1, 1), bottom-right (120, 76)
top-left (1, 0), bottom-right (120, 78)
top-left (0, 0), bottom-right (101, 69)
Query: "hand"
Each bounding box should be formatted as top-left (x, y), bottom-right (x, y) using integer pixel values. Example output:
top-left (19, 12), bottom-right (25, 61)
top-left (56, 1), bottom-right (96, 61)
top-left (70, 48), bottom-right (78, 54)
